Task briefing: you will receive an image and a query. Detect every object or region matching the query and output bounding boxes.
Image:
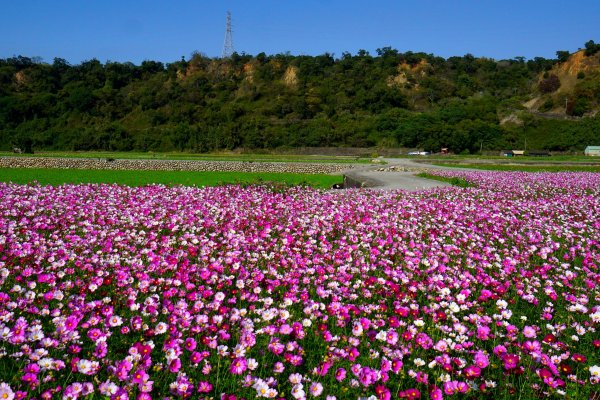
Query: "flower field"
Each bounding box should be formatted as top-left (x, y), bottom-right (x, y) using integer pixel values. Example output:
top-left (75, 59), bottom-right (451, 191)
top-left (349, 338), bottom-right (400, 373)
top-left (0, 172), bottom-right (599, 400)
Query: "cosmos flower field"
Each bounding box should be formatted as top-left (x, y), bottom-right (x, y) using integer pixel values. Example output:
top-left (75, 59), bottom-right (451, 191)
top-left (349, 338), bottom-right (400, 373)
top-left (0, 171), bottom-right (599, 400)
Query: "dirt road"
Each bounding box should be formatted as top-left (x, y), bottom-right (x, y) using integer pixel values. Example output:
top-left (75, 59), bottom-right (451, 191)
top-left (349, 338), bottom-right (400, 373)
top-left (342, 157), bottom-right (455, 191)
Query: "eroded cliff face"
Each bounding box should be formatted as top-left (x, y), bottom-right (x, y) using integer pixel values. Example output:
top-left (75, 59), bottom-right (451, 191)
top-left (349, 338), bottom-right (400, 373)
top-left (556, 50), bottom-right (600, 76)
top-left (387, 59), bottom-right (432, 88)
top-left (553, 50), bottom-right (600, 96)
top-left (524, 50), bottom-right (600, 115)
top-left (282, 66), bottom-right (298, 88)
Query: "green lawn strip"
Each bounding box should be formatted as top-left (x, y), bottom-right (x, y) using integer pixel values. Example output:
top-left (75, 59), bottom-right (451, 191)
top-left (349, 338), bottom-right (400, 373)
top-left (417, 172), bottom-right (474, 188)
top-left (0, 151), bottom-right (371, 164)
top-left (430, 163), bottom-right (600, 172)
top-left (0, 168), bottom-right (342, 189)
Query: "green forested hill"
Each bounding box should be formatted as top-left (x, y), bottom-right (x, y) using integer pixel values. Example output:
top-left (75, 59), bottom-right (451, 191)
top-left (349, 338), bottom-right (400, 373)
top-left (1, 41), bottom-right (599, 154)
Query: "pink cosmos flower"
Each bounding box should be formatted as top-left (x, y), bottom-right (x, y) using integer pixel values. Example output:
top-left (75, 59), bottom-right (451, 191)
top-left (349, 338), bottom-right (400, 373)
top-left (522, 325), bottom-right (537, 338)
top-left (502, 354), bottom-right (520, 370)
top-left (21, 373), bottom-right (38, 388)
top-left (374, 384), bottom-right (391, 400)
top-left (391, 359), bottom-right (403, 373)
top-left (476, 325), bottom-right (490, 340)
top-left (0, 383), bottom-right (15, 400)
top-left (184, 338), bottom-right (197, 351)
top-left (473, 351), bottom-right (489, 369)
top-left (309, 382), bottom-right (323, 397)
top-left (64, 316), bottom-right (79, 331)
top-left (315, 361), bottom-right (331, 376)
top-left (197, 381), bottom-right (213, 393)
top-left (348, 347), bottom-right (360, 361)
top-left (463, 365), bottom-right (481, 379)
top-left (443, 381), bottom-right (458, 395)
top-left (401, 388), bottom-right (421, 398)
top-left (429, 386), bottom-right (442, 400)
top-left (230, 357), bottom-right (247, 375)
top-left (168, 358), bottom-right (181, 373)
top-left (131, 369), bottom-right (149, 384)
top-left (385, 330), bottom-right (398, 345)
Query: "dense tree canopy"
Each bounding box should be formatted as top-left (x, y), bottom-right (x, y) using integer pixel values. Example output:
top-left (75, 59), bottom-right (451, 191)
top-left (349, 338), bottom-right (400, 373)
top-left (1, 43), bottom-right (599, 154)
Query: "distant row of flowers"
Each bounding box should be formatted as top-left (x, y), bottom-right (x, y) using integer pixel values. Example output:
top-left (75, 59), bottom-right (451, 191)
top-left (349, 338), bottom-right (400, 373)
top-left (0, 171), bottom-right (598, 399)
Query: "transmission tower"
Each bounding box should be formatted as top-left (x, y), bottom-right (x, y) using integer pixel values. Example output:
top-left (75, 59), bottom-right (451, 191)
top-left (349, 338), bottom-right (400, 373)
top-left (221, 11), bottom-right (234, 58)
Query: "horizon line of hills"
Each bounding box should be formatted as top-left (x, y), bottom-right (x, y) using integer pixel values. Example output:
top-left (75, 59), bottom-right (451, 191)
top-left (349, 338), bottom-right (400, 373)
top-left (1, 40), bottom-right (599, 154)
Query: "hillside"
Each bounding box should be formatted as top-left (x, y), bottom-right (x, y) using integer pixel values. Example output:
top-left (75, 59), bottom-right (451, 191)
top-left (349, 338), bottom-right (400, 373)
top-left (524, 49), bottom-right (600, 117)
top-left (1, 42), bottom-right (599, 154)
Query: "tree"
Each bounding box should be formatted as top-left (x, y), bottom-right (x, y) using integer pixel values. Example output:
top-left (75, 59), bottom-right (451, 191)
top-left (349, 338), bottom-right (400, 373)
top-left (539, 74), bottom-right (560, 94)
top-left (556, 51), bottom-right (570, 63)
top-left (584, 40), bottom-right (600, 56)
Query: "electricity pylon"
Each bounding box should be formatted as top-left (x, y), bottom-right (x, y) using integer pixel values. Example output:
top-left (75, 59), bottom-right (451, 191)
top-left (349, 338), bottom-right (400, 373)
top-left (221, 11), bottom-right (234, 59)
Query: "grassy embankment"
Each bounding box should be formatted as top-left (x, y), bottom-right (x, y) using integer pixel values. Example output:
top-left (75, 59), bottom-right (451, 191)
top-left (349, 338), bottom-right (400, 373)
top-left (0, 168), bottom-right (342, 189)
top-left (0, 151), bottom-right (371, 164)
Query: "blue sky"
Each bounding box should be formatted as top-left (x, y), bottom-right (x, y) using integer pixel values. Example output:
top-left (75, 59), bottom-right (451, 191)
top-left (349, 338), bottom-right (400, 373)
top-left (1, 0), bottom-right (598, 65)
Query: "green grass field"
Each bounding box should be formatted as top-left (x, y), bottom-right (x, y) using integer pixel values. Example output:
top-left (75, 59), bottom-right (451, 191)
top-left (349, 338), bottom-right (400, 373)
top-left (431, 163), bottom-right (600, 172)
top-left (0, 168), bottom-right (342, 189)
top-left (0, 151), bottom-right (370, 164)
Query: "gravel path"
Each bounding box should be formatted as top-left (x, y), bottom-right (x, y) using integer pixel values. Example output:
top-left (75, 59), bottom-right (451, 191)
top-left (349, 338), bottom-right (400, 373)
top-left (342, 158), bottom-right (459, 191)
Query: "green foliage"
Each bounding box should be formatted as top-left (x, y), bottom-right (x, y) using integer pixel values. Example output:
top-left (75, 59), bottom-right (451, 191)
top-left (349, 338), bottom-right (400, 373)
top-left (417, 172), bottom-right (474, 187)
top-left (0, 168), bottom-right (342, 188)
top-left (0, 42), bottom-right (598, 154)
top-left (571, 98), bottom-right (591, 117)
top-left (539, 98), bottom-right (554, 112)
top-left (556, 50), bottom-right (571, 63)
top-left (584, 40), bottom-right (600, 56)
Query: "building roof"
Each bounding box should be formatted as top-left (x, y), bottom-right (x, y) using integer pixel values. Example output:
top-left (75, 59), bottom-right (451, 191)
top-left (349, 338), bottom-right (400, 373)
top-left (585, 146), bottom-right (600, 150)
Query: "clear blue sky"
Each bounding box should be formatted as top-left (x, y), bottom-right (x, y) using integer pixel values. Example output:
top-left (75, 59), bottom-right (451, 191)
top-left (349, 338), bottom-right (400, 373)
top-left (1, 0), bottom-right (598, 65)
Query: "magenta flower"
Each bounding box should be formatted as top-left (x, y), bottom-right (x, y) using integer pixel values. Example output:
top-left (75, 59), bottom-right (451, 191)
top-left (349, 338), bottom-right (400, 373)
top-left (64, 315), bottom-right (79, 331)
top-left (131, 369), bottom-right (149, 384)
top-left (375, 384), bottom-right (391, 400)
top-left (391, 359), bottom-right (403, 373)
top-left (429, 386), bottom-right (443, 400)
top-left (168, 358), bottom-right (181, 373)
top-left (348, 347), bottom-right (360, 361)
top-left (184, 337), bottom-right (197, 351)
top-left (502, 354), bottom-right (520, 370)
top-left (443, 381), bottom-right (458, 395)
top-left (20, 373), bottom-right (38, 388)
top-left (230, 358), bottom-right (247, 375)
top-left (463, 365), bottom-right (481, 379)
top-left (385, 329), bottom-right (398, 345)
top-left (473, 351), bottom-right (489, 368)
top-left (476, 325), bottom-right (490, 340)
top-left (315, 361), bottom-right (331, 376)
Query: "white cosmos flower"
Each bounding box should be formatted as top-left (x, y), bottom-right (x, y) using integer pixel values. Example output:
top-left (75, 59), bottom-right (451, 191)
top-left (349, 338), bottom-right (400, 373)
top-left (155, 322), bottom-right (167, 334)
top-left (108, 315), bottom-right (123, 327)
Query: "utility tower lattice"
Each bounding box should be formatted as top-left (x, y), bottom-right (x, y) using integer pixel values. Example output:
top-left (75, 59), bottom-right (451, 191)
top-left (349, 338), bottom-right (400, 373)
top-left (221, 11), bottom-right (234, 58)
